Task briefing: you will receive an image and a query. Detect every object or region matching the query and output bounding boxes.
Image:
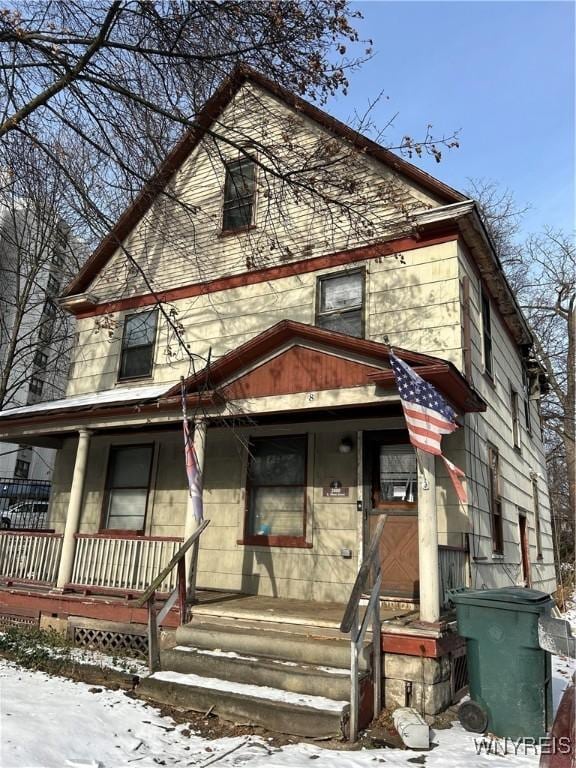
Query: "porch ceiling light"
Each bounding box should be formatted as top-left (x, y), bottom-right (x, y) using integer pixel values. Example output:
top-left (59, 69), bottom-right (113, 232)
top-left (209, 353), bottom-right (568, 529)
top-left (338, 437), bottom-right (354, 454)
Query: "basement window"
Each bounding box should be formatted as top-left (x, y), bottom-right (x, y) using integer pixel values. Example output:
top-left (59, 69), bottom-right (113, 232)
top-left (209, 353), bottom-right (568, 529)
top-left (102, 444), bottom-right (154, 532)
top-left (222, 157), bottom-right (256, 233)
top-left (316, 271), bottom-right (364, 338)
top-left (118, 309), bottom-right (158, 381)
top-left (244, 435), bottom-right (307, 546)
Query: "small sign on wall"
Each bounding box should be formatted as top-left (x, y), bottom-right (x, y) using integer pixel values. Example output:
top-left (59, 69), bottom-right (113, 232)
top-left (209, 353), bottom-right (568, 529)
top-left (323, 480), bottom-right (349, 498)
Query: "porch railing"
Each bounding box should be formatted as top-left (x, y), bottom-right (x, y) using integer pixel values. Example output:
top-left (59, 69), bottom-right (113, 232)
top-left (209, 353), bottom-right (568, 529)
top-left (70, 534), bottom-right (183, 594)
top-left (439, 544), bottom-right (469, 608)
top-left (134, 520), bottom-right (210, 672)
top-left (0, 531), bottom-right (63, 585)
top-left (340, 514), bottom-right (387, 742)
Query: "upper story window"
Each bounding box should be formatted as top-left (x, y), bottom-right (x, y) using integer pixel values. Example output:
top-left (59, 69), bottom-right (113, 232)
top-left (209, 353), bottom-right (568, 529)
top-left (46, 274), bottom-right (60, 296)
top-left (34, 351), bottom-right (48, 369)
top-left (118, 309), bottom-right (158, 381)
top-left (532, 477), bottom-right (543, 560)
top-left (102, 444), bottom-right (154, 532)
top-left (316, 271), bottom-right (364, 338)
top-left (488, 444), bottom-right (503, 554)
top-left (245, 435), bottom-right (307, 545)
top-left (29, 376), bottom-right (44, 396)
top-left (510, 388), bottom-right (521, 450)
top-left (222, 157), bottom-right (256, 233)
top-left (14, 459), bottom-right (30, 479)
top-left (522, 367), bottom-right (532, 435)
top-left (481, 290), bottom-right (493, 378)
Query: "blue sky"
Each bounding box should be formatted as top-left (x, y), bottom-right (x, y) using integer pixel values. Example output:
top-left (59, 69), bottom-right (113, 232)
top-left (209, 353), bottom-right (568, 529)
top-left (327, 1), bottom-right (575, 239)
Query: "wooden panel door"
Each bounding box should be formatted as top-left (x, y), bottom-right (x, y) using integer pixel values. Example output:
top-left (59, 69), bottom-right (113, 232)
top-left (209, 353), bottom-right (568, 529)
top-left (369, 512), bottom-right (419, 598)
top-left (363, 431), bottom-right (420, 599)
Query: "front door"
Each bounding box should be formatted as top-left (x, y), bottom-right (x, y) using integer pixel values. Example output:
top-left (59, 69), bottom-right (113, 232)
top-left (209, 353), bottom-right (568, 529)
top-left (364, 432), bottom-right (419, 599)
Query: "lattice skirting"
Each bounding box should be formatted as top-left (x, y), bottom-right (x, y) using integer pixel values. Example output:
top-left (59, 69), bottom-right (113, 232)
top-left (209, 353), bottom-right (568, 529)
top-left (0, 612), bottom-right (40, 629)
top-left (71, 625), bottom-right (148, 658)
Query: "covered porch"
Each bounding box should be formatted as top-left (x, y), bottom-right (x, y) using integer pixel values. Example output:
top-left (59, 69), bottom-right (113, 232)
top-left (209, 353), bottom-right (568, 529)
top-left (0, 321), bottom-right (485, 628)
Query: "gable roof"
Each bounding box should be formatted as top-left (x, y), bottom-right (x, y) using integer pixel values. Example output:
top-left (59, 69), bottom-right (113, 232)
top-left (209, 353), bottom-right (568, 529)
top-left (62, 64), bottom-right (466, 298)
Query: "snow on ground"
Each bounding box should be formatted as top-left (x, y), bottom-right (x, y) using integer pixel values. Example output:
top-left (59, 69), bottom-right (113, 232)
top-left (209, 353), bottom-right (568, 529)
top-left (1, 651), bottom-right (574, 768)
top-left (0, 605), bottom-right (574, 768)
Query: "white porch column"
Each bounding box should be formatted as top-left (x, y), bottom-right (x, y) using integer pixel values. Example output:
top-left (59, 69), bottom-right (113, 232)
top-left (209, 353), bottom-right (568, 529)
top-left (417, 449), bottom-right (440, 623)
top-left (184, 419), bottom-right (207, 572)
top-left (55, 429), bottom-right (91, 590)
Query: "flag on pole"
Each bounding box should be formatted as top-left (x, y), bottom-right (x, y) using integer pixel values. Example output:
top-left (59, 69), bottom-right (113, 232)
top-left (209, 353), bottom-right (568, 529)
top-left (389, 352), bottom-right (468, 503)
top-left (181, 382), bottom-right (204, 523)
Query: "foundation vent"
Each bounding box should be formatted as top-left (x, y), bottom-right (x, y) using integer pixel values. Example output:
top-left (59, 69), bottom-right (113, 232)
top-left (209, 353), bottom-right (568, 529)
top-left (450, 645), bottom-right (468, 701)
top-left (69, 617), bottom-right (148, 659)
top-left (0, 612), bottom-right (39, 630)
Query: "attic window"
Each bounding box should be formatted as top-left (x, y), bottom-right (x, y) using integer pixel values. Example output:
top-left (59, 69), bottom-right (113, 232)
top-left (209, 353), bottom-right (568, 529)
top-left (118, 309), bottom-right (158, 381)
top-left (222, 157), bottom-right (256, 233)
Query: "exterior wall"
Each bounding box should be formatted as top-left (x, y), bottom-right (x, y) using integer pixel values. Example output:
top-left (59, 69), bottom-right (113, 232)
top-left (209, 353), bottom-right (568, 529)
top-left (67, 238), bottom-right (462, 396)
top-left (49, 416), bottom-right (455, 603)
top-left (87, 83), bottom-right (442, 304)
top-left (457, 242), bottom-right (556, 593)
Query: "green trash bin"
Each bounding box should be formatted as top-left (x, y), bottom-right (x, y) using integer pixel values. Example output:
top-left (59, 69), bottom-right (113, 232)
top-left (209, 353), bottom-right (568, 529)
top-left (450, 586), bottom-right (554, 739)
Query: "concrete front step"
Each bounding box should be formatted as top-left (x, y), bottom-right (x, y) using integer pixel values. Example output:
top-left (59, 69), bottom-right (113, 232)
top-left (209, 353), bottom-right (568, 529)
top-left (137, 670), bottom-right (349, 739)
top-left (175, 619), bottom-right (371, 670)
top-left (161, 645), bottom-right (361, 700)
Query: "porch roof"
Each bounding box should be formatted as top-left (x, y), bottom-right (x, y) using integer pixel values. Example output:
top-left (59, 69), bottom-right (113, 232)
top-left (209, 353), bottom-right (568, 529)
top-left (0, 322), bottom-right (485, 435)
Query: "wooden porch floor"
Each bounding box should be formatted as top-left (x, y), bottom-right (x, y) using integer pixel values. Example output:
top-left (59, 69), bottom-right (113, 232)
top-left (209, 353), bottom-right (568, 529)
top-left (190, 590), bottom-right (410, 629)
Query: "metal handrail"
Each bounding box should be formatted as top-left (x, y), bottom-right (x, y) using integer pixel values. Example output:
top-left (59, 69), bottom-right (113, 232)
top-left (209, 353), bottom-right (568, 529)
top-left (132, 519), bottom-right (210, 671)
top-left (340, 514), bottom-right (387, 742)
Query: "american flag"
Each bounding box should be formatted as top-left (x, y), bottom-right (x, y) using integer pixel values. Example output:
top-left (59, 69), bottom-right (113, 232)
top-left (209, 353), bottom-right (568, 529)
top-left (181, 384), bottom-right (204, 523)
top-left (389, 352), bottom-right (467, 503)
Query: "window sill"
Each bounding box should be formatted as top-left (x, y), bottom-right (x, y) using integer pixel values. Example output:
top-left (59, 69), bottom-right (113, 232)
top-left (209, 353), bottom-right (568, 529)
top-left (219, 224), bottom-right (256, 239)
top-left (491, 552), bottom-right (505, 559)
top-left (237, 537), bottom-right (313, 549)
top-left (483, 371), bottom-right (496, 388)
top-left (116, 375), bottom-right (154, 385)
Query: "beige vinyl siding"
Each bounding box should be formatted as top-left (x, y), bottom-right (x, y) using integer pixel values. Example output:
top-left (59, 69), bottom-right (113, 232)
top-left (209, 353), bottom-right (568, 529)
top-left (47, 420), bottom-right (380, 602)
top-left (457, 241), bottom-right (555, 593)
top-left (66, 239), bottom-right (462, 396)
top-left (87, 83), bottom-right (442, 304)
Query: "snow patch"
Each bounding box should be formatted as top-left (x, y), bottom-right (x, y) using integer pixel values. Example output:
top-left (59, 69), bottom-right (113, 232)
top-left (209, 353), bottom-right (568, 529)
top-left (149, 669), bottom-right (349, 712)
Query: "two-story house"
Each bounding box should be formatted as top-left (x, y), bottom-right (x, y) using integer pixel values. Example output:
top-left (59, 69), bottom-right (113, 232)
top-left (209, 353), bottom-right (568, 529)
top-left (0, 66), bottom-right (556, 735)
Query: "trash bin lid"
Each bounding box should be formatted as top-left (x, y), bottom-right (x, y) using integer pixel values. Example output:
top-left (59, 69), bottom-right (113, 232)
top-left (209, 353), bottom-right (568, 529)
top-left (450, 586), bottom-right (552, 610)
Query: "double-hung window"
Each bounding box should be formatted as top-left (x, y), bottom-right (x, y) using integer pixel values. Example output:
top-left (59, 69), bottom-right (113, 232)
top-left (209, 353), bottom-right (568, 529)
top-left (510, 388), bottom-right (521, 450)
top-left (316, 271), bottom-right (364, 338)
top-left (118, 310), bottom-right (158, 381)
top-left (488, 445), bottom-right (503, 554)
top-left (245, 435), bottom-right (307, 545)
top-left (481, 291), bottom-right (493, 377)
top-left (102, 444), bottom-right (154, 532)
top-left (222, 157), bottom-right (256, 233)
top-left (532, 477), bottom-right (543, 560)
